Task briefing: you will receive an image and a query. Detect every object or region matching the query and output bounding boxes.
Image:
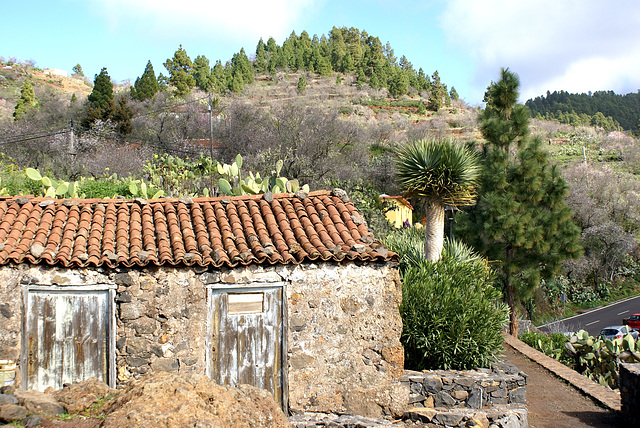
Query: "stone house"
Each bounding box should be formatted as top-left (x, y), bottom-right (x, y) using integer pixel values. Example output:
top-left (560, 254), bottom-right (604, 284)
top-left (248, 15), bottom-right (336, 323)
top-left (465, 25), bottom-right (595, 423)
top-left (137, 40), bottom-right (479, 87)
top-left (0, 190), bottom-right (406, 417)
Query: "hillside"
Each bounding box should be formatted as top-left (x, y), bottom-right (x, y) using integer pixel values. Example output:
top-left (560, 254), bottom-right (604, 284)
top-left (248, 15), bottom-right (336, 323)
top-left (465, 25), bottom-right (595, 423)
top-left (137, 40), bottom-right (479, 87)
top-left (0, 62), bottom-right (92, 120)
top-left (526, 89), bottom-right (640, 132)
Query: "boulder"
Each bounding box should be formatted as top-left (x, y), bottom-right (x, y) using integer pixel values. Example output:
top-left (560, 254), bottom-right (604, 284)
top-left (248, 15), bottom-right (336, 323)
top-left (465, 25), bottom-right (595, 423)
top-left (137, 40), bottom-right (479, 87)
top-left (0, 403), bottom-right (28, 423)
top-left (13, 389), bottom-right (65, 416)
top-left (53, 377), bottom-right (116, 414)
top-left (100, 371), bottom-right (291, 428)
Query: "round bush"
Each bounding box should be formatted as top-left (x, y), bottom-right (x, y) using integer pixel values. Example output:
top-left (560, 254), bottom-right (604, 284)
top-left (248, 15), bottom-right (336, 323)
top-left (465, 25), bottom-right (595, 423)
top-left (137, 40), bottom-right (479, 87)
top-left (400, 257), bottom-right (509, 370)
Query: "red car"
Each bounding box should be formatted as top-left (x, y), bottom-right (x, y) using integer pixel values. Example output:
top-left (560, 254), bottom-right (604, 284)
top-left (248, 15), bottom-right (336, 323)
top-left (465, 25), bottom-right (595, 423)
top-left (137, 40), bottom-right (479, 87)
top-left (622, 313), bottom-right (640, 330)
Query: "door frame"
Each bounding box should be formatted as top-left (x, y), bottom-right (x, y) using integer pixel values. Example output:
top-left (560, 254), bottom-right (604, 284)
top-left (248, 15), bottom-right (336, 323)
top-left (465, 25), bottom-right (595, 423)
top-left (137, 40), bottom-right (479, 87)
top-left (20, 284), bottom-right (117, 390)
top-left (206, 282), bottom-right (288, 411)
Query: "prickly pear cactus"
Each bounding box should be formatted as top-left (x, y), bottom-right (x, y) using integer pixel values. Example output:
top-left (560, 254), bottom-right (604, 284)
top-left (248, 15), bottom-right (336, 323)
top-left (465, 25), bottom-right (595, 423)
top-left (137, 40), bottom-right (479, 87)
top-left (564, 329), bottom-right (640, 388)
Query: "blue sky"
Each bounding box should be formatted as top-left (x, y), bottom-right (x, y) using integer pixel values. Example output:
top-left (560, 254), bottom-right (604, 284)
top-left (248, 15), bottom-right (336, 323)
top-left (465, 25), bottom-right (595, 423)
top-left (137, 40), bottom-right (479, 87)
top-left (4, 0), bottom-right (640, 105)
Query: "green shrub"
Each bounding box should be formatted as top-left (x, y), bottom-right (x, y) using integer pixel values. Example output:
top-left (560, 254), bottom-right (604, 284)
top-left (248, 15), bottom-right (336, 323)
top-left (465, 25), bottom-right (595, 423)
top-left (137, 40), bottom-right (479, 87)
top-left (399, 256), bottom-right (509, 370)
top-left (520, 331), bottom-right (569, 362)
top-left (383, 226), bottom-right (425, 275)
top-left (79, 178), bottom-right (130, 199)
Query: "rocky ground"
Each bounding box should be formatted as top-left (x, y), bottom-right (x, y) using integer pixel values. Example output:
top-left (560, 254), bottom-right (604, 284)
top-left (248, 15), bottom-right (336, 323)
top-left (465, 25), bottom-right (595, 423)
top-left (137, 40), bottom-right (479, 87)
top-left (1, 344), bottom-right (629, 427)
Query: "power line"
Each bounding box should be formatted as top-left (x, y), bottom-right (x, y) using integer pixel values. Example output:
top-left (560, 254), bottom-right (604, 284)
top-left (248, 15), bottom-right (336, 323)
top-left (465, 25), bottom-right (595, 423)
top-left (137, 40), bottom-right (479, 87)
top-left (0, 129), bottom-right (69, 146)
top-left (74, 129), bottom-right (208, 157)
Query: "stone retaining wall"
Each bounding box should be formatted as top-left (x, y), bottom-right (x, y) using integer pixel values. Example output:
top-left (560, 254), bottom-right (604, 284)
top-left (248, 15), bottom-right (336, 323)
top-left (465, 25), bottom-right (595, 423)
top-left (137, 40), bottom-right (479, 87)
top-left (398, 360), bottom-right (528, 428)
top-left (620, 362), bottom-right (640, 425)
top-left (402, 361), bottom-right (527, 410)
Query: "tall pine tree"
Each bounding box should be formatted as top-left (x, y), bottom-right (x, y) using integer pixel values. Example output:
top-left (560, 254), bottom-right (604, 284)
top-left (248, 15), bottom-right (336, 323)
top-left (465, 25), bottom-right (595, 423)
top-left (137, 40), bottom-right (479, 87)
top-left (82, 67), bottom-right (115, 128)
top-left (164, 45), bottom-right (195, 95)
top-left (13, 80), bottom-right (37, 121)
top-left (460, 68), bottom-right (582, 336)
top-left (131, 60), bottom-right (160, 101)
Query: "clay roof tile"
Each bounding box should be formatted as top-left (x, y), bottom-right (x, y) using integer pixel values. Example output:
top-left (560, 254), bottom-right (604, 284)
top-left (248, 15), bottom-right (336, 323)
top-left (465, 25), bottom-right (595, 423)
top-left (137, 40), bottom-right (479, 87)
top-left (0, 190), bottom-right (395, 268)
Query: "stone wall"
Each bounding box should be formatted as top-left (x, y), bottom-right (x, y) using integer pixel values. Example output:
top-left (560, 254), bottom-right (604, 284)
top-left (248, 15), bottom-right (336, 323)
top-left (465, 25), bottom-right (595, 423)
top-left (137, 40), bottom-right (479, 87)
top-left (399, 360), bottom-right (527, 428)
top-left (0, 260), bottom-right (404, 418)
top-left (620, 362), bottom-right (640, 425)
top-left (403, 361), bottom-right (526, 410)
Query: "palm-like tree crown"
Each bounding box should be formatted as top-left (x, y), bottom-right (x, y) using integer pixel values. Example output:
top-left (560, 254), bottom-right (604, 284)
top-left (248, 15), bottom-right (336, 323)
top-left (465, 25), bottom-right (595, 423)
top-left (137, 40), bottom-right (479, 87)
top-left (395, 139), bottom-right (480, 207)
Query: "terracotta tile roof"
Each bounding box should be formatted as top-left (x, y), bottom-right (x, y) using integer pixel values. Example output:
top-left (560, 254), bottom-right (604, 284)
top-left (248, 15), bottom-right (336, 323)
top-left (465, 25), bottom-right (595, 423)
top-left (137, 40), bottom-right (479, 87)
top-left (0, 190), bottom-right (395, 269)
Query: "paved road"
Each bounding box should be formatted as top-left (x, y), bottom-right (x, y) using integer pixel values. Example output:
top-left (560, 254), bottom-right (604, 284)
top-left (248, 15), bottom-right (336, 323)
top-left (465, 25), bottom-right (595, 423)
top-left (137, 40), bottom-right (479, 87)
top-left (538, 295), bottom-right (640, 337)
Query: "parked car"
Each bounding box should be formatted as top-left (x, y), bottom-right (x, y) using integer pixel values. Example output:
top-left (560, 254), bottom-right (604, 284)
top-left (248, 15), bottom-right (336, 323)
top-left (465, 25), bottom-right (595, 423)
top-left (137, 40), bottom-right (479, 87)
top-left (599, 325), bottom-right (639, 341)
top-left (622, 313), bottom-right (640, 330)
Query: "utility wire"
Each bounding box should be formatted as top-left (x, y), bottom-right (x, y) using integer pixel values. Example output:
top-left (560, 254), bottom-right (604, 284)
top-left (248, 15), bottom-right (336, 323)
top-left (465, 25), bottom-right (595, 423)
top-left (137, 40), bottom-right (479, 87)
top-left (0, 129), bottom-right (69, 146)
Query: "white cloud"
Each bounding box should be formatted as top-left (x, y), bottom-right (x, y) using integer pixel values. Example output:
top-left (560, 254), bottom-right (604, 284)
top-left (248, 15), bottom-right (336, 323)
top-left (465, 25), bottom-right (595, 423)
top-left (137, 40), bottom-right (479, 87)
top-left (440, 0), bottom-right (640, 101)
top-left (86, 0), bottom-right (316, 43)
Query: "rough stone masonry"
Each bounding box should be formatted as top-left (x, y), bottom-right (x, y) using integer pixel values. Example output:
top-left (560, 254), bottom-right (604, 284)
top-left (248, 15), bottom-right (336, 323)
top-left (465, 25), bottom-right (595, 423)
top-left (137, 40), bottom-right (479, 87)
top-left (0, 259), bottom-right (406, 418)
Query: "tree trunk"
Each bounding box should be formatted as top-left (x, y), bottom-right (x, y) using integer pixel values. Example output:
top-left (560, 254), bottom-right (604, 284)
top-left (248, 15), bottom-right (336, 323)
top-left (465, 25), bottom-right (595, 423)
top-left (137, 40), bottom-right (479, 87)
top-left (505, 249), bottom-right (518, 336)
top-left (424, 202), bottom-right (445, 262)
top-left (506, 279), bottom-right (518, 337)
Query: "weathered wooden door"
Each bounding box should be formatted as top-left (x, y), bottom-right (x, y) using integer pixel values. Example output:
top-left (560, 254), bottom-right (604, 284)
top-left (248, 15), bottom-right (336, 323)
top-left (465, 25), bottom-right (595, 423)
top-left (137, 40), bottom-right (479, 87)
top-left (22, 286), bottom-right (115, 391)
top-left (208, 286), bottom-right (285, 407)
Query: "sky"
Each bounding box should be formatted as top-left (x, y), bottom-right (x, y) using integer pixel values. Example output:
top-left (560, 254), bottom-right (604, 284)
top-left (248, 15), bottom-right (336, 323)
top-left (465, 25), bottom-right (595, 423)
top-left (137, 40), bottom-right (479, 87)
top-left (3, 0), bottom-right (640, 105)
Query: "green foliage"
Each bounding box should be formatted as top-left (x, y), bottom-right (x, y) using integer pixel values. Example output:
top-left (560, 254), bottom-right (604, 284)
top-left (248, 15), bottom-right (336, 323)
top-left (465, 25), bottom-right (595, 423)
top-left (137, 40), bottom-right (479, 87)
top-left (395, 139), bottom-right (480, 206)
top-left (25, 167), bottom-right (81, 198)
top-left (229, 48), bottom-right (254, 92)
top-left (526, 89), bottom-right (636, 131)
top-left (398, 254), bottom-right (508, 370)
top-left (427, 71), bottom-right (448, 111)
top-left (460, 68), bottom-right (583, 335)
top-left (13, 79), bottom-right (37, 121)
top-left (559, 330), bottom-right (640, 388)
top-left (520, 331), bottom-right (569, 362)
top-left (83, 67), bottom-right (115, 128)
top-left (385, 228), bottom-right (507, 370)
top-left (297, 76), bottom-right (306, 95)
top-left (72, 64), bottom-right (84, 77)
top-left (216, 155), bottom-right (309, 196)
top-left (164, 45), bottom-right (195, 96)
top-left (143, 153), bottom-right (217, 197)
top-left (113, 97), bottom-right (133, 135)
top-left (131, 60), bottom-right (160, 101)
top-left (78, 176), bottom-right (130, 199)
top-left (192, 55), bottom-right (213, 92)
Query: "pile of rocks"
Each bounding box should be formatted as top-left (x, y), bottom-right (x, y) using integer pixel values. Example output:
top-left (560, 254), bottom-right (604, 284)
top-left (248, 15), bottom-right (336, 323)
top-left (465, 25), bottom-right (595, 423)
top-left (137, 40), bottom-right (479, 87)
top-left (0, 374), bottom-right (290, 428)
top-left (0, 378), bottom-right (114, 426)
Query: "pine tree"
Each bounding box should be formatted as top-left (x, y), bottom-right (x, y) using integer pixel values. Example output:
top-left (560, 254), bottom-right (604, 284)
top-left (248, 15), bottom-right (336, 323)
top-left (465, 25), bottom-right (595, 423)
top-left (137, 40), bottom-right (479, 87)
top-left (211, 60), bottom-right (227, 92)
top-left (450, 87), bottom-right (459, 101)
top-left (388, 66), bottom-right (409, 98)
top-left (13, 80), bottom-right (37, 121)
top-left (297, 76), bottom-right (306, 94)
top-left (230, 48), bottom-right (254, 85)
top-left (113, 96), bottom-right (133, 135)
top-left (131, 60), bottom-right (160, 101)
top-left (72, 64), bottom-right (84, 77)
top-left (459, 68), bottom-right (582, 336)
top-left (427, 70), bottom-right (447, 111)
top-left (193, 55), bottom-right (212, 92)
top-left (329, 27), bottom-right (347, 71)
top-left (164, 45), bottom-right (195, 95)
top-left (255, 38), bottom-right (268, 74)
top-left (82, 67), bottom-right (115, 128)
